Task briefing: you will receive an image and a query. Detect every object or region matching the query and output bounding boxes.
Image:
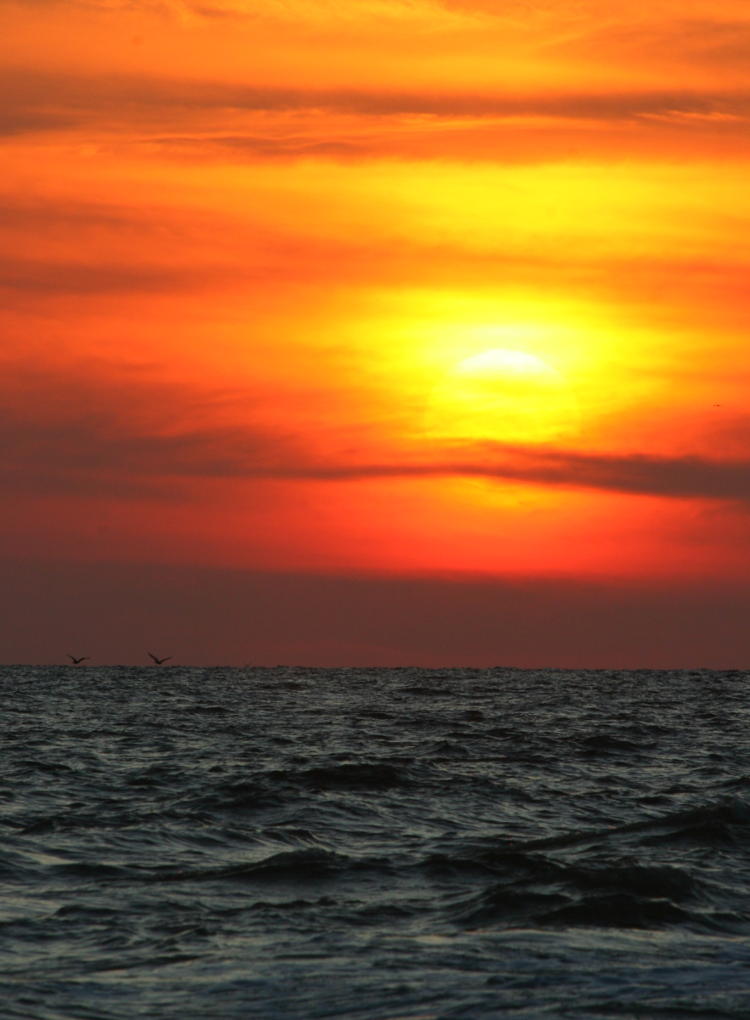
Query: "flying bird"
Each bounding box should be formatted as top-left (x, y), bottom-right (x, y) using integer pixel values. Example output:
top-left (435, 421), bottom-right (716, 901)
top-left (148, 653), bottom-right (172, 665)
top-left (67, 655), bottom-right (89, 664)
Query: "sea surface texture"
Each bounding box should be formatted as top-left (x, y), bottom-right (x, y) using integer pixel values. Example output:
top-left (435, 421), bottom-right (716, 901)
top-left (2, 666), bottom-right (750, 1019)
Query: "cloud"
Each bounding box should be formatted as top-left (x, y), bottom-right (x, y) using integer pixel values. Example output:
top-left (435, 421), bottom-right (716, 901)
top-left (3, 67), bottom-right (748, 172)
top-left (0, 257), bottom-right (216, 295)
top-left (544, 17), bottom-right (750, 71)
top-left (0, 361), bottom-right (309, 498)
top-left (0, 198), bottom-right (311, 298)
top-left (3, 360), bottom-right (750, 505)
top-left (430, 443), bottom-right (750, 503)
top-left (4, 69), bottom-right (750, 132)
top-left (0, 0), bottom-right (485, 29)
top-left (152, 134), bottom-right (368, 160)
top-left (0, 110), bottom-right (75, 136)
top-left (230, 443), bottom-right (750, 505)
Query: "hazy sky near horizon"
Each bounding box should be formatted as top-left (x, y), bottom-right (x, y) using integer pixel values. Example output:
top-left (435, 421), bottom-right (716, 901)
top-left (2, 0), bottom-right (750, 666)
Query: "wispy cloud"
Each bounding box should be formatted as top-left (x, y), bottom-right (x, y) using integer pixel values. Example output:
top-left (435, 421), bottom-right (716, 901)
top-left (0, 361), bottom-right (307, 497)
top-left (4, 69), bottom-right (750, 136)
top-left (232, 444), bottom-right (750, 505)
top-left (545, 17), bottom-right (750, 71)
top-left (0, 0), bottom-right (480, 25)
top-left (3, 360), bottom-right (750, 505)
top-left (0, 110), bottom-right (75, 136)
top-left (0, 257), bottom-right (215, 295)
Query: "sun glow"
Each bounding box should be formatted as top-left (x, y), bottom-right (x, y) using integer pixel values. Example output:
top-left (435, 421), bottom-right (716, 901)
top-left (360, 290), bottom-right (674, 458)
top-left (422, 346), bottom-right (577, 445)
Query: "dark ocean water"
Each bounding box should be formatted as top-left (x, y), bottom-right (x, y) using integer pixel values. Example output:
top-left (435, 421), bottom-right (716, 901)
top-left (3, 665), bottom-right (750, 1019)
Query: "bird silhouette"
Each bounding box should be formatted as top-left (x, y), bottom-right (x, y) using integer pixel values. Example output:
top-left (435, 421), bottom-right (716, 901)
top-left (148, 653), bottom-right (172, 665)
top-left (67, 655), bottom-right (89, 664)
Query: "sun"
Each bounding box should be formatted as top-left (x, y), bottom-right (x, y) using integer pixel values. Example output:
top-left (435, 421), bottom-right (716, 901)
top-left (424, 345), bottom-right (578, 444)
top-left (455, 348), bottom-right (558, 379)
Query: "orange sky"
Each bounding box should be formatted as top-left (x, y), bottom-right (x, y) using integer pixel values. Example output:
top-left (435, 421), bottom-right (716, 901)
top-left (2, 0), bottom-right (750, 664)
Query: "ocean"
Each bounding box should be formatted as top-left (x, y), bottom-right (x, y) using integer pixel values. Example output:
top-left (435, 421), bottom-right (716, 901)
top-left (2, 665), bottom-right (750, 1019)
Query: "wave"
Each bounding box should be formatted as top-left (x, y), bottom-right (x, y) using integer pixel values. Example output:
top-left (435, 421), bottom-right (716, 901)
top-left (539, 892), bottom-right (693, 929)
top-left (435, 799), bottom-right (750, 934)
top-left (291, 762), bottom-right (408, 790)
top-left (575, 732), bottom-right (654, 755)
top-left (491, 797), bottom-right (750, 855)
top-left (126, 848), bottom-right (391, 886)
top-left (449, 853), bottom-right (727, 931)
